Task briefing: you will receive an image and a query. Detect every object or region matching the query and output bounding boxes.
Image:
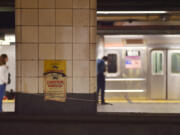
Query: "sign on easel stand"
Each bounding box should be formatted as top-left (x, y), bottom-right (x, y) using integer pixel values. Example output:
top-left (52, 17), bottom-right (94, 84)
top-left (43, 60), bottom-right (66, 102)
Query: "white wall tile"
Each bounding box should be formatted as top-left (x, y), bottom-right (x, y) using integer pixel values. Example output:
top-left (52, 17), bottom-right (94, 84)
top-left (15, 26), bottom-right (21, 43)
top-left (15, 9), bottom-right (21, 26)
top-left (73, 61), bottom-right (89, 77)
top-left (73, 9), bottom-right (89, 26)
top-left (21, 0), bottom-right (38, 8)
top-left (22, 61), bottom-right (38, 77)
top-left (16, 60), bottom-right (21, 77)
top-left (90, 27), bottom-right (96, 43)
top-left (55, 44), bottom-right (72, 60)
top-left (90, 0), bottom-right (96, 9)
top-left (38, 77), bottom-right (44, 93)
top-left (21, 44), bottom-right (38, 60)
top-left (90, 61), bottom-right (96, 77)
top-left (67, 78), bottom-right (73, 93)
top-left (73, 0), bottom-right (89, 8)
top-left (22, 26), bottom-right (38, 43)
top-left (16, 77), bottom-right (22, 92)
top-left (39, 0), bottom-right (55, 8)
top-left (66, 61), bottom-right (72, 77)
top-left (73, 44), bottom-right (89, 60)
top-left (21, 9), bottom-right (38, 25)
top-left (56, 9), bottom-right (73, 26)
top-left (90, 77), bottom-right (96, 93)
top-left (90, 10), bottom-right (96, 26)
top-left (73, 27), bottom-right (89, 43)
top-left (56, 27), bottom-right (73, 43)
top-left (39, 9), bottom-right (55, 26)
top-left (73, 77), bottom-right (89, 93)
top-left (38, 61), bottom-right (44, 77)
top-left (90, 44), bottom-right (96, 60)
top-left (39, 44), bottom-right (55, 59)
top-left (56, 0), bottom-right (73, 8)
top-left (15, 0), bottom-right (21, 8)
top-left (22, 78), bottom-right (38, 93)
top-left (39, 27), bottom-right (55, 43)
top-left (16, 44), bottom-right (21, 60)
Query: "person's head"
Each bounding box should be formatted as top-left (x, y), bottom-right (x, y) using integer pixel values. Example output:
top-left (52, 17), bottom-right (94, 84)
top-left (0, 54), bottom-right (8, 65)
top-left (102, 56), bottom-right (108, 61)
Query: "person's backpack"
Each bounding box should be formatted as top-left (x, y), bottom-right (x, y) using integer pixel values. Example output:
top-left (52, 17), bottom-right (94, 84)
top-left (8, 73), bottom-right (11, 84)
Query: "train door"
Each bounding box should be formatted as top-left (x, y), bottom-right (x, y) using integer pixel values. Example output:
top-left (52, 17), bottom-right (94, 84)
top-left (150, 50), bottom-right (166, 99)
top-left (168, 50), bottom-right (180, 99)
top-left (150, 49), bottom-right (180, 100)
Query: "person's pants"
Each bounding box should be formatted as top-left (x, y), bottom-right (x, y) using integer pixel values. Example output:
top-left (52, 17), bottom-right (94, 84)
top-left (0, 84), bottom-right (6, 112)
top-left (97, 74), bottom-right (105, 103)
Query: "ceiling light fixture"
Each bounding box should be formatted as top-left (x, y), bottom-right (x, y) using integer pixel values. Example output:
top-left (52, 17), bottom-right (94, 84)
top-left (97, 11), bottom-right (168, 15)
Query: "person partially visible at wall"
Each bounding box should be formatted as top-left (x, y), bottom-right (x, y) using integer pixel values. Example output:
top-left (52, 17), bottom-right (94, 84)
top-left (97, 56), bottom-right (108, 105)
top-left (0, 54), bottom-right (8, 112)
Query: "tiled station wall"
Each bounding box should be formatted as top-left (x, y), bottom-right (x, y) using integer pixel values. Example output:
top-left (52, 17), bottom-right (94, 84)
top-left (15, 0), bottom-right (97, 94)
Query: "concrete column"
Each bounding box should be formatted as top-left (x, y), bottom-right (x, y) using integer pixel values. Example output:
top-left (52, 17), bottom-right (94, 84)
top-left (15, 0), bottom-right (97, 94)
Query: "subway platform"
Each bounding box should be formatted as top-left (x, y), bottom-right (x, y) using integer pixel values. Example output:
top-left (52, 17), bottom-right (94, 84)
top-left (2, 99), bottom-right (180, 135)
top-left (97, 100), bottom-right (180, 113)
top-left (4, 99), bottom-right (180, 114)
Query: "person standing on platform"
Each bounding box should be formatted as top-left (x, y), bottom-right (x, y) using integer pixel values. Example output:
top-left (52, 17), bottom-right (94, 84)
top-left (0, 54), bottom-right (8, 112)
top-left (97, 56), bottom-right (108, 104)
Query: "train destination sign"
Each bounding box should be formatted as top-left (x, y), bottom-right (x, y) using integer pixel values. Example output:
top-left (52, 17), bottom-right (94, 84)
top-left (126, 50), bottom-right (140, 57)
top-left (125, 50), bottom-right (141, 69)
top-left (44, 60), bottom-right (66, 102)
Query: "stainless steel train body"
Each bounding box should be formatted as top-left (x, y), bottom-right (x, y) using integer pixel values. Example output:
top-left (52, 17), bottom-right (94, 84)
top-left (97, 35), bottom-right (180, 100)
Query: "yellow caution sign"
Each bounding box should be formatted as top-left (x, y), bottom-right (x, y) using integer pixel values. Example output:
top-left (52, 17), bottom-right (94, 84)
top-left (44, 60), bottom-right (66, 102)
top-left (44, 73), bottom-right (66, 102)
top-left (44, 60), bottom-right (66, 74)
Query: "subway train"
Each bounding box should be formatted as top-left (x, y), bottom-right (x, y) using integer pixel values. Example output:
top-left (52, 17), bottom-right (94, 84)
top-left (97, 35), bottom-right (180, 100)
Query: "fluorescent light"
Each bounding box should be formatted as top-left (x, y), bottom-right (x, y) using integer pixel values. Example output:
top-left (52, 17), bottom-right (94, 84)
top-left (105, 35), bottom-right (145, 38)
top-left (5, 34), bottom-right (15, 42)
top-left (97, 11), bottom-right (167, 15)
top-left (104, 47), bottom-right (146, 50)
top-left (105, 35), bottom-right (180, 38)
top-left (0, 41), bottom-right (10, 45)
top-left (106, 78), bottom-right (146, 81)
top-left (105, 89), bottom-right (144, 93)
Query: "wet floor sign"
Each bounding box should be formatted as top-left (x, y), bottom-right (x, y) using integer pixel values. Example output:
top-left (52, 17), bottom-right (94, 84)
top-left (44, 60), bottom-right (66, 102)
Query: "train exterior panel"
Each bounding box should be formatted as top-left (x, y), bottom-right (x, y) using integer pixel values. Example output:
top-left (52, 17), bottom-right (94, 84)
top-left (97, 35), bottom-right (180, 100)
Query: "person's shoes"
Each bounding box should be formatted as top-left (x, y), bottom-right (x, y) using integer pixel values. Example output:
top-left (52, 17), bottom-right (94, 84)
top-left (101, 102), bottom-right (109, 105)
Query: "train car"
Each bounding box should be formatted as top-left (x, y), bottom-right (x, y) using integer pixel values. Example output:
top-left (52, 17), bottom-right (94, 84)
top-left (97, 35), bottom-right (180, 100)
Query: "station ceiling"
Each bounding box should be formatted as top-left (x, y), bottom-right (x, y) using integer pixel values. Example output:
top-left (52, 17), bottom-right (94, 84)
top-left (0, 0), bottom-right (180, 10)
top-left (97, 0), bottom-right (180, 11)
top-left (1, 0), bottom-right (180, 34)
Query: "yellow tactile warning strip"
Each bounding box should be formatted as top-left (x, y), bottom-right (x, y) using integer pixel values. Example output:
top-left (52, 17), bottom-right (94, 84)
top-left (3, 99), bottom-right (180, 103)
top-left (2, 100), bottom-right (15, 103)
top-left (104, 100), bottom-right (180, 103)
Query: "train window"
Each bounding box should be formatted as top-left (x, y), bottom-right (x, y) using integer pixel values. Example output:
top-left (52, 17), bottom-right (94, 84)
top-left (171, 53), bottom-right (180, 73)
top-left (152, 51), bottom-right (163, 74)
top-left (107, 54), bottom-right (117, 73)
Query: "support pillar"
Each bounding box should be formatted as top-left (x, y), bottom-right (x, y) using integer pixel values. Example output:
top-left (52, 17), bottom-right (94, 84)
top-left (15, 0), bottom-right (97, 115)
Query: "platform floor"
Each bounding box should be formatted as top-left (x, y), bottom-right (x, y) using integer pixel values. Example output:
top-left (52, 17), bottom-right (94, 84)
top-left (4, 100), bottom-right (180, 113)
top-left (97, 100), bottom-right (180, 113)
